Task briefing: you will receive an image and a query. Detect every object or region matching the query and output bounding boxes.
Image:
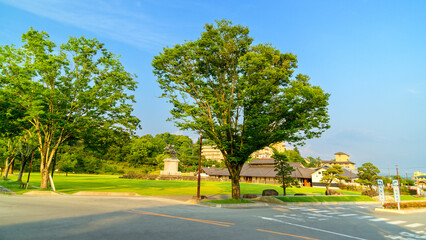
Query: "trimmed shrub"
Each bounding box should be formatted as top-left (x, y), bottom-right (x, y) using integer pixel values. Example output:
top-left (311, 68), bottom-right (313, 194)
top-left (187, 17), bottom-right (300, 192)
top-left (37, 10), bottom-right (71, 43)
top-left (362, 190), bottom-right (378, 197)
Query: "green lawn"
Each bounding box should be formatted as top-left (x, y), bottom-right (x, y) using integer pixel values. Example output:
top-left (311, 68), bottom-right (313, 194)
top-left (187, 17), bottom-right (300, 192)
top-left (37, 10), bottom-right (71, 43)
top-left (276, 195), bottom-right (375, 202)
top-left (1, 173), bottom-right (360, 196)
top-left (400, 195), bottom-right (425, 201)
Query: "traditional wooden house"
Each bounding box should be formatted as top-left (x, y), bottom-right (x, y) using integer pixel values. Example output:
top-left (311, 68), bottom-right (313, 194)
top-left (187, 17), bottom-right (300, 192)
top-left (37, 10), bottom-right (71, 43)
top-left (202, 157), bottom-right (358, 187)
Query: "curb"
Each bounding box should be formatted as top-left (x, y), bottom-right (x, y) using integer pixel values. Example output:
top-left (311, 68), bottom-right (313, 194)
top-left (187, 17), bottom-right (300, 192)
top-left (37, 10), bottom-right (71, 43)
top-left (199, 201), bottom-right (269, 208)
top-left (23, 191), bottom-right (62, 196)
top-left (374, 208), bottom-right (426, 214)
top-left (0, 185), bottom-right (16, 195)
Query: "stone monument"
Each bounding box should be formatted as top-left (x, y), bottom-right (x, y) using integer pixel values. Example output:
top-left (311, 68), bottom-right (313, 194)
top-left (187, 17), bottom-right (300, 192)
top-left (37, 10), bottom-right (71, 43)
top-left (160, 145), bottom-right (181, 176)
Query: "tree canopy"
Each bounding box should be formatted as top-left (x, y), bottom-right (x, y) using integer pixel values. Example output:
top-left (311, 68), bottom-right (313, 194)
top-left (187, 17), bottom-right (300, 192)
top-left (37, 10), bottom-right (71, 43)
top-left (356, 162), bottom-right (380, 190)
top-left (320, 165), bottom-right (348, 193)
top-left (152, 20), bottom-right (330, 198)
top-left (0, 28), bottom-right (140, 188)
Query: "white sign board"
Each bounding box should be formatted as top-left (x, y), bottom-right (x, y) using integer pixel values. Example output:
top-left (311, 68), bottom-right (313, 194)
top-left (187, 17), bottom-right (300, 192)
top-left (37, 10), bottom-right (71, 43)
top-left (377, 179), bottom-right (385, 203)
top-left (392, 180), bottom-right (401, 203)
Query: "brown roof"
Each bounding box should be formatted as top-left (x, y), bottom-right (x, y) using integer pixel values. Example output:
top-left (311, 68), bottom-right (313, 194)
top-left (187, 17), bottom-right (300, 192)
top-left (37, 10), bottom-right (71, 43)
top-left (297, 168), bottom-right (316, 178)
top-left (342, 169), bottom-right (358, 179)
top-left (334, 152), bottom-right (349, 156)
top-left (202, 167), bottom-right (229, 176)
top-left (249, 158), bottom-right (275, 165)
top-left (204, 162), bottom-right (313, 179)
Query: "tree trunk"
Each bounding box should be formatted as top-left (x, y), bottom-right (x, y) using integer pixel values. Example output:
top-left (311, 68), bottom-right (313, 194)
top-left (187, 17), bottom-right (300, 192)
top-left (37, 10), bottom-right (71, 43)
top-left (17, 156), bottom-right (29, 182)
top-left (40, 168), bottom-right (50, 189)
top-left (227, 161), bottom-right (244, 199)
top-left (283, 185), bottom-right (287, 196)
top-left (2, 157), bottom-right (14, 179)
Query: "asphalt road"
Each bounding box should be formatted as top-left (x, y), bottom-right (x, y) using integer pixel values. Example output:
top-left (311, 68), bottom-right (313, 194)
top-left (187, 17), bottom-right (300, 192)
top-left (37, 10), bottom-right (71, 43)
top-left (0, 195), bottom-right (425, 240)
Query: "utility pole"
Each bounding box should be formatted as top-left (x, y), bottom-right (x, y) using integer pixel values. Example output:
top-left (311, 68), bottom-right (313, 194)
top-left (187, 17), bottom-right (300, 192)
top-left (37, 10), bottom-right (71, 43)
top-left (396, 165), bottom-right (400, 185)
top-left (197, 132), bottom-right (203, 200)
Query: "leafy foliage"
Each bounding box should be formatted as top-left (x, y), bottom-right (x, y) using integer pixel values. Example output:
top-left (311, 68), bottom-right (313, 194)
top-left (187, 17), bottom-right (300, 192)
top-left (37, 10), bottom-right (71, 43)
top-left (273, 150), bottom-right (299, 196)
top-left (356, 162), bottom-right (380, 190)
top-left (152, 20), bottom-right (330, 198)
top-left (320, 165), bottom-right (348, 192)
top-left (0, 29), bottom-right (140, 188)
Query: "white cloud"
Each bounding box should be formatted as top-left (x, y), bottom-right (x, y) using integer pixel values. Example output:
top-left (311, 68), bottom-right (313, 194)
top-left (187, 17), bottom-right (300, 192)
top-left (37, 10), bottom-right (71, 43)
top-left (1, 0), bottom-right (170, 51)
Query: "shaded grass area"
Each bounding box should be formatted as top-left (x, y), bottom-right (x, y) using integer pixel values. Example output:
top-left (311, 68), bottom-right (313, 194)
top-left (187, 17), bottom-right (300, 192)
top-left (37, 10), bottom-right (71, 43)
top-left (276, 195), bottom-right (375, 202)
top-left (206, 199), bottom-right (254, 204)
top-left (2, 173), bottom-right (360, 196)
top-left (0, 180), bottom-right (39, 194)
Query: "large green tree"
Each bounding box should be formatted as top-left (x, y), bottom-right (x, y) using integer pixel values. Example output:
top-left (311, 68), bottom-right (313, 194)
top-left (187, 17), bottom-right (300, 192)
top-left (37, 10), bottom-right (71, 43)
top-left (152, 20), bottom-right (330, 199)
top-left (356, 162), bottom-right (380, 190)
top-left (320, 165), bottom-right (348, 194)
top-left (0, 29), bottom-right (140, 188)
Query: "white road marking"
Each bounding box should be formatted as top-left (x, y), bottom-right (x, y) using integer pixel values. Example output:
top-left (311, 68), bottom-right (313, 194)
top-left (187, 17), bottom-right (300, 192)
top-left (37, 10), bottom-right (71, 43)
top-left (326, 212), bottom-right (342, 215)
top-left (339, 214), bottom-right (358, 217)
top-left (260, 216), bottom-right (368, 240)
top-left (273, 215), bottom-right (301, 221)
top-left (288, 207), bottom-right (306, 210)
top-left (313, 210), bottom-right (330, 213)
top-left (303, 213), bottom-right (333, 218)
top-left (387, 221), bottom-right (407, 225)
top-left (405, 223), bottom-right (424, 228)
top-left (369, 218), bottom-right (388, 222)
top-left (358, 216), bottom-right (374, 219)
top-left (335, 207), bottom-right (346, 210)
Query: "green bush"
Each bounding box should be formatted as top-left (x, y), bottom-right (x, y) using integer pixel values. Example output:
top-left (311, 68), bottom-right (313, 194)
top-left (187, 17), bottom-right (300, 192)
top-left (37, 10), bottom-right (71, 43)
top-left (383, 201), bottom-right (426, 209)
top-left (361, 189), bottom-right (378, 197)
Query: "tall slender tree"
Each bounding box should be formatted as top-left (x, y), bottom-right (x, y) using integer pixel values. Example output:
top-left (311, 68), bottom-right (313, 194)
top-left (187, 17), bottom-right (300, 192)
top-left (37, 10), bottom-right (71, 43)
top-left (0, 29), bottom-right (140, 188)
top-left (153, 20), bottom-right (330, 199)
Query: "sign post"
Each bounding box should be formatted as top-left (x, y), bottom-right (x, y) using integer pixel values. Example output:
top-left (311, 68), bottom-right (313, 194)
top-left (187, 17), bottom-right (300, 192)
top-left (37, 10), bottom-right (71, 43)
top-left (392, 179), bottom-right (401, 211)
top-left (377, 179), bottom-right (385, 206)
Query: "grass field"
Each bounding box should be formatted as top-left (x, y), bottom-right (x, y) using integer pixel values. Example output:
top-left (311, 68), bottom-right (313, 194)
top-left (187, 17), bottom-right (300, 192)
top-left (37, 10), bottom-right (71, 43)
top-left (1, 173), bottom-right (363, 196)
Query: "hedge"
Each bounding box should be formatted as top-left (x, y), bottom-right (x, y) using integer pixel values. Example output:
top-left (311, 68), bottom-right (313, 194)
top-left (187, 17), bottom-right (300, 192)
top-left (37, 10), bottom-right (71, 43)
top-left (383, 201), bottom-right (426, 209)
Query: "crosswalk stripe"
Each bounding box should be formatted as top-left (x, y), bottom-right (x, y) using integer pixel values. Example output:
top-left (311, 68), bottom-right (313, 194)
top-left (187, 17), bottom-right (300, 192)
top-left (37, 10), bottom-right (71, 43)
top-left (405, 223), bottom-right (424, 228)
top-left (358, 216), bottom-right (374, 219)
top-left (387, 221), bottom-right (406, 225)
top-left (369, 218), bottom-right (388, 222)
top-left (313, 210), bottom-right (330, 213)
top-left (325, 212), bottom-right (341, 215)
top-left (339, 214), bottom-right (358, 217)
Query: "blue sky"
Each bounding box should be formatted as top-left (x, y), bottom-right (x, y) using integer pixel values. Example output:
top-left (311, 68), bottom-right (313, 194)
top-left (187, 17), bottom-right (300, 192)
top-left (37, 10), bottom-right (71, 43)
top-left (1, 0), bottom-right (425, 176)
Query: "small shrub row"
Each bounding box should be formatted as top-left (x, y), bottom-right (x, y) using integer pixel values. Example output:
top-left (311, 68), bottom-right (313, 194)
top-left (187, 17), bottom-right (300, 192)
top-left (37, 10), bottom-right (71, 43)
top-left (361, 190), bottom-right (378, 197)
top-left (383, 201), bottom-right (426, 209)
